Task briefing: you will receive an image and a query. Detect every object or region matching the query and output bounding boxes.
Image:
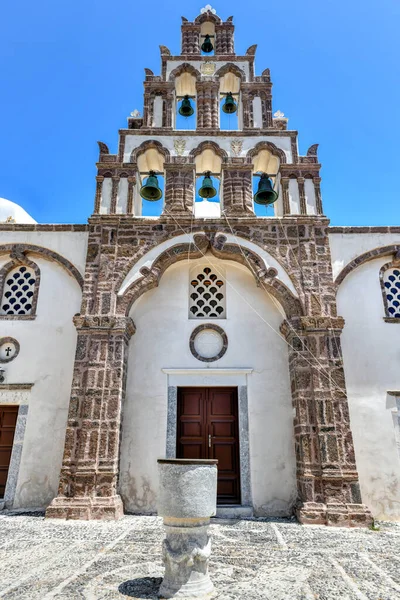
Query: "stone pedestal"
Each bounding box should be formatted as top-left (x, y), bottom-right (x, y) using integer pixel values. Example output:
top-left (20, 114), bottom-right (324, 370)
top-left (157, 459), bottom-right (218, 599)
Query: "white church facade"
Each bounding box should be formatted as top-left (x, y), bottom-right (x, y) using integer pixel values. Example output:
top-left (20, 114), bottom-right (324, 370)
top-left (0, 8), bottom-right (399, 525)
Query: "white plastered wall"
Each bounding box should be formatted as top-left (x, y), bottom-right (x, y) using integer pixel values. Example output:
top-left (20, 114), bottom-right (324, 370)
top-left (0, 232), bottom-right (86, 509)
top-left (124, 134), bottom-right (294, 164)
top-left (119, 256), bottom-right (297, 516)
top-left (332, 233), bottom-right (400, 520)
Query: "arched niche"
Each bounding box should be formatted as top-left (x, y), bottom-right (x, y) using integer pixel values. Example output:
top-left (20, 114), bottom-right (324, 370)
top-left (175, 72), bottom-right (197, 130)
top-left (251, 147), bottom-right (281, 218)
top-left (136, 146), bottom-right (166, 217)
top-left (194, 148), bottom-right (222, 217)
top-left (218, 68), bottom-right (242, 130)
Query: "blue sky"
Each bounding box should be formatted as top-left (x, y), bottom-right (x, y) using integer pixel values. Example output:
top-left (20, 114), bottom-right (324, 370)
top-left (1, 0), bottom-right (399, 225)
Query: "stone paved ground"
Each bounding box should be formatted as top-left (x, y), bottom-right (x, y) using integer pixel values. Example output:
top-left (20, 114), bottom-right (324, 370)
top-left (1, 513), bottom-right (400, 599)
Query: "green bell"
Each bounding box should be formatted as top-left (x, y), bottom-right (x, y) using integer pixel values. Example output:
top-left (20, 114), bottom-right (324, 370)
top-left (140, 171), bottom-right (163, 201)
top-left (201, 34), bottom-right (214, 53)
top-left (198, 171), bottom-right (217, 199)
top-left (178, 95), bottom-right (194, 117)
top-left (254, 174), bottom-right (278, 205)
top-left (222, 92), bottom-right (237, 114)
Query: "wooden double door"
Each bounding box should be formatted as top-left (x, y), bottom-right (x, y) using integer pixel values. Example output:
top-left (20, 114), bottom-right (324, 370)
top-left (0, 406), bottom-right (18, 498)
top-left (177, 387), bottom-right (241, 504)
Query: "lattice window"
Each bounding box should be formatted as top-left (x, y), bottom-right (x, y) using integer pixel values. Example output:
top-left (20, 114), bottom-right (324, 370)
top-left (1, 265), bottom-right (37, 316)
top-left (382, 267), bottom-right (400, 318)
top-left (189, 266), bottom-right (226, 319)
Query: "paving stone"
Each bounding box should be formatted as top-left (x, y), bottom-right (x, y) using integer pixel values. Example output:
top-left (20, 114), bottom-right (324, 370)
top-left (1, 514), bottom-right (400, 599)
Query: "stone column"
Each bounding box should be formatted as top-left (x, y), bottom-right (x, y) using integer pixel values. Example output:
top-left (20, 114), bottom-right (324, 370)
top-left (126, 176), bottom-right (136, 215)
top-left (163, 161), bottom-right (195, 217)
top-left (281, 177), bottom-right (291, 215)
top-left (298, 177), bottom-right (307, 215)
top-left (221, 162), bottom-right (254, 216)
top-left (45, 315), bottom-right (135, 520)
top-left (181, 26), bottom-right (200, 54)
top-left (313, 177), bottom-right (323, 214)
top-left (94, 176), bottom-right (104, 214)
top-left (281, 316), bottom-right (372, 527)
top-left (110, 176), bottom-right (120, 214)
top-left (196, 81), bottom-right (219, 130)
top-left (157, 459), bottom-right (218, 598)
top-left (215, 24), bottom-right (235, 54)
top-left (261, 94), bottom-right (273, 128)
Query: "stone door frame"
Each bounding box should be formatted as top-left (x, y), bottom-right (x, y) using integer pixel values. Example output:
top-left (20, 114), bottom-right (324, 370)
top-left (163, 368), bottom-right (253, 509)
top-left (0, 384), bottom-right (32, 510)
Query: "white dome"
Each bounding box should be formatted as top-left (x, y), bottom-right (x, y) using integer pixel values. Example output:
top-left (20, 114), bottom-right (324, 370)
top-left (0, 198), bottom-right (37, 224)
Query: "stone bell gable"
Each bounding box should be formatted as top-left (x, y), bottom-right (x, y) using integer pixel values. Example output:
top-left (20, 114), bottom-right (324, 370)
top-left (45, 7), bottom-right (372, 527)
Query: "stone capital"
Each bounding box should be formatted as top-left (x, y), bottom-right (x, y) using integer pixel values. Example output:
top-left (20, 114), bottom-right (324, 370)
top-left (73, 315), bottom-right (136, 338)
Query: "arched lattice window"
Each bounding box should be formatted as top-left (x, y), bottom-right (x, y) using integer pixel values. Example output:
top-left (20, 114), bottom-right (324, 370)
top-left (381, 263), bottom-right (400, 319)
top-left (1, 264), bottom-right (38, 316)
top-left (189, 265), bottom-right (226, 319)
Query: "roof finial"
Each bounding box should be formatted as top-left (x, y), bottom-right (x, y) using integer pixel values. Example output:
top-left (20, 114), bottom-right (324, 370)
top-left (200, 4), bottom-right (217, 14)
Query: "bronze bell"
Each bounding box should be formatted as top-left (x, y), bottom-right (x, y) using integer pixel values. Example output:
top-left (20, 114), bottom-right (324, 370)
top-left (140, 171), bottom-right (163, 201)
top-left (254, 174), bottom-right (278, 205)
top-left (201, 34), bottom-right (213, 53)
top-left (222, 92), bottom-right (237, 114)
top-left (198, 171), bottom-right (217, 199)
top-left (178, 95), bottom-right (194, 117)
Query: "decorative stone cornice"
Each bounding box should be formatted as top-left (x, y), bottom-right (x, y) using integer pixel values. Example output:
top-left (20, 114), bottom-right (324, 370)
top-left (73, 315), bottom-right (136, 337)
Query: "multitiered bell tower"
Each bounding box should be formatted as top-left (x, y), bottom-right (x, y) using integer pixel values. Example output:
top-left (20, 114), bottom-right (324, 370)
top-left (46, 6), bottom-right (372, 526)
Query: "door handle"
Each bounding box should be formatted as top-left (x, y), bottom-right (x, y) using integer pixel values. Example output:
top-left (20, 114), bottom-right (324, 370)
top-left (208, 434), bottom-right (212, 448)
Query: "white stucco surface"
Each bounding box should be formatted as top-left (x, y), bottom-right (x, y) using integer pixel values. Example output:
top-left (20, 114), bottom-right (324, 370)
top-left (329, 231), bottom-right (400, 281)
top-left (119, 256), bottom-right (297, 516)
top-left (0, 230), bottom-right (88, 276)
top-left (336, 254), bottom-right (400, 520)
top-left (0, 256), bottom-right (83, 509)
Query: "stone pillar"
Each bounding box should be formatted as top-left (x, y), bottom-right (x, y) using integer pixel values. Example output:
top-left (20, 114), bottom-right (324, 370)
top-left (163, 161), bottom-right (195, 217)
top-left (45, 315), bottom-right (135, 520)
top-left (110, 176), bottom-right (120, 214)
top-left (196, 81), bottom-right (219, 130)
top-left (221, 162), bottom-right (254, 216)
top-left (261, 94), bottom-right (273, 128)
top-left (314, 177), bottom-right (323, 215)
top-left (157, 459), bottom-right (218, 598)
top-left (281, 177), bottom-right (290, 215)
top-left (298, 177), bottom-right (307, 215)
top-left (215, 24), bottom-right (235, 54)
top-left (94, 176), bottom-right (104, 214)
top-left (281, 316), bottom-right (372, 527)
top-left (181, 25), bottom-right (200, 54)
top-left (126, 176), bottom-right (136, 215)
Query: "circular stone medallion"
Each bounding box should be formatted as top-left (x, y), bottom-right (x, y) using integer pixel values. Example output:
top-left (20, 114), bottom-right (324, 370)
top-left (0, 337), bottom-right (20, 363)
top-left (190, 324), bottom-right (228, 363)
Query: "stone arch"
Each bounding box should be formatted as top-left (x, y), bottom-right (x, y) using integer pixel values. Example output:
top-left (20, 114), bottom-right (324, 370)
top-left (117, 233), bottom-right (303, 318)
top-left (335, 245), bottom-right (400, 286)
top-left (0, 244), bottom-right (84, 290)
top-left (247, 141), bottom-right (287, 165)
top-left (194, 12), bottom-right (222, 25)
top-left (129, 140), bottom-right (171, 164)
top-left (189, 141), bottom-right (228, 160)
top-left (0, 249), bottom-right (41, 317)
top-left (215, 62), bottom-right (246, 82)
top-left (169, 63), bottom-right (201, 82)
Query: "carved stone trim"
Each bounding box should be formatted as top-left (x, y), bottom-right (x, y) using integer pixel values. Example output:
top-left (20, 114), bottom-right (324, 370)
top-left (335, 245), bottom-right (400, 286)
top-left (189, 323), bottom-right (228, 362)
top-left (0, 250), bottom-right (41, 319)
top-left (0, 244), bottom-right (84, 290)
top-left (129, 140), bottom-right (171, 165)
top-left (0, 337), bottom-right (20, 363)
top-left (247, 141), bottom-right (287, 165)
